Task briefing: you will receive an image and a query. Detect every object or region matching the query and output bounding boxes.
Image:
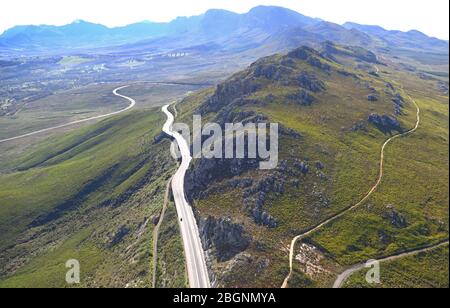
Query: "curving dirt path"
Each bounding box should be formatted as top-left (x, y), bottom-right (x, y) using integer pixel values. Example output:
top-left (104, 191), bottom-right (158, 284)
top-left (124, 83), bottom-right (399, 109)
top-left (333, 241), bottom-right (449, 288)
top-left (282, 91), bottom-right (421, 288)
top-left (152, 177), bottom-right (173, 288)
top-left (0, 86), bottom-right (136, 144)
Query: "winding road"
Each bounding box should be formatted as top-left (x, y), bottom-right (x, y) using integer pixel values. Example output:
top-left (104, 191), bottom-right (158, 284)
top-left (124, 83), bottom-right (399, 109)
top-left (282, 90), bottom-right (422, 288)
top-left (0, 86), bottom-right (136, 144)
top-left (333, 241), bottom-right (449, 288)
top-left (0, 82), bottom-right (198, 145)
top-left (1, 82), bottom-right (211, 288)
top-left (162, 105), bottom-right (211, 289)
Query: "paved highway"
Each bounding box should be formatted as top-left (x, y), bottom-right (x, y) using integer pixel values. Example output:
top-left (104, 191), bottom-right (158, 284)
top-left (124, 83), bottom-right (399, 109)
top-left (162, 105), bottom-right (211, 289)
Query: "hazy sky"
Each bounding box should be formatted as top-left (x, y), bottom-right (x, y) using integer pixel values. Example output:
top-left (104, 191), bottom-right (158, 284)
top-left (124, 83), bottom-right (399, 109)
top-left (1, 0), bottom-right (449, 39)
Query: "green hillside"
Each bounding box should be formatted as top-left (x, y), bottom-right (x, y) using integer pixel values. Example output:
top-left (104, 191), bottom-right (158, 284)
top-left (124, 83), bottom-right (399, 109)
top-left (176, 43), bottom-right (449, 288)
top-left (0, 110), bottom-right (186, 287)
top-left (0, 42), bottom-right (447, 289)
top-left (343, 245), bottom-right (449, 288)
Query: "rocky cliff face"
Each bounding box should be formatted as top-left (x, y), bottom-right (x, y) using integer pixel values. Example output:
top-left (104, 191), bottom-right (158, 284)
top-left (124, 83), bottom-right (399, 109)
top-left (392, 93), bottom-right (405, 115)
top-left (199, 216), bottom-right (251, 262)
top-left (368, 114), bottom-right (402, 133)
top-left (286, 90), bottom-right (315, 106)
top-left (320, 41), bottom-right (379, 64)
top-left (197, 46), bottom-right (327, 115)
top-left (185, 46), bottom-right (335, 230)
top-left (185, 157), bottom-right (260, 202)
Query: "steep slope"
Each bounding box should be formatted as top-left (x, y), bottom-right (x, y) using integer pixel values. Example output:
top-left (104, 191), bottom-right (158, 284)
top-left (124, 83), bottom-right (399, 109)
top-left (256, 22), bottom-right (375, 56)
top-left (304, 22), bottom-right (375, 47)
top-left (174, 43), bottom-right (449, 287)
top-left (0, 110), bottom-right (185, 287)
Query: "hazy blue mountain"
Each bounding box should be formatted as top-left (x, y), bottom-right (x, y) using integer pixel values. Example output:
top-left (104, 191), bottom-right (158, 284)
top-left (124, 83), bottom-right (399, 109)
top-left (343, 22), bottom-right (449, 52)
top-left (254, 21), bottom-right (375, 56)
top-left (165, 6), bottom-right (318, 41)
top-left (0, 6), bottom-right (319, 51)
top-left (304, 21), bottom-right (374, 46)
top-left (114, 21), bottom-right (168, 38)
top-left (0, 5), bottom-right (448, 56)
top-left (0, 20), bottom-right (168, 49)
top-left (242, 6), bottom-right (317, 30)
top-left (198, 9), bottom-right (242, 38)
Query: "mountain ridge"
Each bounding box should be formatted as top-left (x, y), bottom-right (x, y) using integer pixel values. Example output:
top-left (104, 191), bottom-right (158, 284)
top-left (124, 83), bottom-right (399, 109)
top-left (1, 5), bottom-right (447, 55)
top-left (343, 22), bottom-right (449, 51)
top-left (175, 42), bottom-right (449, 287)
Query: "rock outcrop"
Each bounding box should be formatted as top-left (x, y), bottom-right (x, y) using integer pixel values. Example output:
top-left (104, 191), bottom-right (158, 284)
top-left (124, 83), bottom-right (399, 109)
top-left (368, 114), bottom-right (402, 133)
top-left (185, 157), bottom-right (259, 202)
top-left (199, 76), bottom-right (261, 115)
top-left (320, 41), bottom-right (379, 63)
top-left (153, 131), bottom-right (171, 144)
top-left (287, 46), bottom-right (321, 60)
top-left (200, 216), bottom-right (251, 262)
top-left (286, 90), bottom-right (315, 106)
top-left (315, 161), bottom-right (325, 170)
top-left (279, 125), bottom-right (303, 139)
top-left (392, 93), bottom-right (405, 115)
top-left (241, 175), bottom-right (285, 228)
top-left (294, 160), bottom-right (310, 174)
top-left (383, 205), bottom-right (408, 229)
top-left (307, 57), bottom-right (331, 71)
top-left (351, 121), bottom-right (367, 132)
top-left (294, 72), bottom-right (326, 92)
top-left (438, 81), bottom-right (449, 95)
top-left (253, 63), bottom-right (293, 80)
top-left (386, 83), bottom-right (395, 91)
top-left (367, 94), bottom-right (379, 102)
top-left (108, 226), bottom-right (130, 248)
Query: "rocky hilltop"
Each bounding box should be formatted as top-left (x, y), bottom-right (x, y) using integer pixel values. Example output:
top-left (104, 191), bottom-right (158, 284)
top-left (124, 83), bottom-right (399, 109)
top-left (179, 43), bottom-right (425, 287)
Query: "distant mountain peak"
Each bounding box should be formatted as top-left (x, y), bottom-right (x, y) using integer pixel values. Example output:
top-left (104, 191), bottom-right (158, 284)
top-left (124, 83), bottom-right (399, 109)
top-left (343, 22), bottom-right (386, 31)
top-left (204, 8), bottom-right (236, 15)
top-left (0, 6), bottom-right (447, 54)
top-left (249, 5), bottom-right (299, 13)
top-left (407, 29), bottom-right (428, 37)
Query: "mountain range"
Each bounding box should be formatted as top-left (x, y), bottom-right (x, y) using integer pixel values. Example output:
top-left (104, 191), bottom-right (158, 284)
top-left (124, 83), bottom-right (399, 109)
top-left (1, 6), bottom-right (448, 55)
top-left (0, 5), bottom-right (448, 289)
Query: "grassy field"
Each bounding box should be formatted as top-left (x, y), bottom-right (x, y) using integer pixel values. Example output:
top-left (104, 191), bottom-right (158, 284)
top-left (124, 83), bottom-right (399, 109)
top-left (58, 56), bottom-right (92, 67)
top-left (0, 84), bottom-right (123, 140)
